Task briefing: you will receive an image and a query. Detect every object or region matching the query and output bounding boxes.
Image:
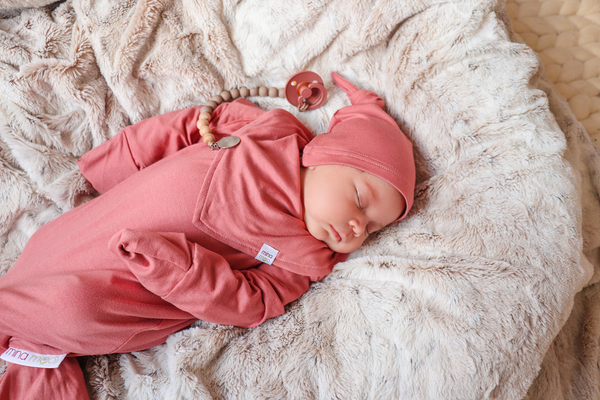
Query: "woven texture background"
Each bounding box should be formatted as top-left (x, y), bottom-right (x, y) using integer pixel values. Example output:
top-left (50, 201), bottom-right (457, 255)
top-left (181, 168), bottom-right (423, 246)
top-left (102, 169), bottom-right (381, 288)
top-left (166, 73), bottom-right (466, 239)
top-left (508, 0), bottom-right (600, 146)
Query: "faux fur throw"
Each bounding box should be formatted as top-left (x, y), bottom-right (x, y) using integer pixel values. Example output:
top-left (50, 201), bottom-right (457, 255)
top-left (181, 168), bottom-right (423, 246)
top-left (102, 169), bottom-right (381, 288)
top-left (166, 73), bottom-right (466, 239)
top-left (0, 0), bottom-right (599, 399)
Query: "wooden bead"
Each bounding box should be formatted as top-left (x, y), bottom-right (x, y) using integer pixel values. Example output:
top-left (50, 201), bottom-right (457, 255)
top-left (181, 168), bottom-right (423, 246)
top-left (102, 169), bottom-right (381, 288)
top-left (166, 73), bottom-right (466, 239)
top-left (278, 88), bottom-right (285, 98)
top-left (199, 111), bottom-right (211, 121)
top-left (230, 88), bottom-right (240, 99)
top-left (210, 95), bottom-right (223, 104)
top-left (206, 100), bottom-right (218, 109)
top-left (250, 87), bottom-right (259, 96)
top-left (199, 126), bottom-right (211, 136)
top-left (240, 87), bottom-right (250, 97)
top-left (220, 90), bottom-right (232, 101)
top-left (268, 87), bottom-right (278, 97)
top-left (202, 133), bottom-right (216, 145)
top-left (201, 106), bottom-right (213, 114)
top-left (197, 118), bottom-right (209, 129)
top-left (259, 86), bottom-right (268, 96)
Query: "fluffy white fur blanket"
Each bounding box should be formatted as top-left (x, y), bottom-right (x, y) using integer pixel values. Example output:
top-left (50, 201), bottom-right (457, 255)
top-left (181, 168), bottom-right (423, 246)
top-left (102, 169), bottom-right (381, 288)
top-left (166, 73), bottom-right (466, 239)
top-left (0, 0), bottom-right (599, 399)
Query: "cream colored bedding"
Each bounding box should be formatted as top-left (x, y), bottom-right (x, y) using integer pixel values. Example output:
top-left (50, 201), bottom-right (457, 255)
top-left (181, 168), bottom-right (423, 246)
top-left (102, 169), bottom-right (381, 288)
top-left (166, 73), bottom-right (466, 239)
top-left (508, 4), bottom-right (600, 396)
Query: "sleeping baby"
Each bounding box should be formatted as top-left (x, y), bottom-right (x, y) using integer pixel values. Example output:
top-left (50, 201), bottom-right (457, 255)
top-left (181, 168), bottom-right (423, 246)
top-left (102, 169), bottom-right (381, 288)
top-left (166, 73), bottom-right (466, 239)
top-left (0, 72), bottom-right (415, 399)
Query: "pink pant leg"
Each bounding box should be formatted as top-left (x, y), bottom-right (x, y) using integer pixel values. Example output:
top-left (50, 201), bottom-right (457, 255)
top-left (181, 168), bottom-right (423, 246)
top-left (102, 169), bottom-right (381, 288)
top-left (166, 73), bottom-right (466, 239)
top-left (0, 358), bottom-right (90, 400)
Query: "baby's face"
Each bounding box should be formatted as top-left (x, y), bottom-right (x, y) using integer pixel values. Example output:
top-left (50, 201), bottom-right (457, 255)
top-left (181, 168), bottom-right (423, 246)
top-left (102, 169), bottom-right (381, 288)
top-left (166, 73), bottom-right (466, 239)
top-left (301, 164), bottom-right (406, 253)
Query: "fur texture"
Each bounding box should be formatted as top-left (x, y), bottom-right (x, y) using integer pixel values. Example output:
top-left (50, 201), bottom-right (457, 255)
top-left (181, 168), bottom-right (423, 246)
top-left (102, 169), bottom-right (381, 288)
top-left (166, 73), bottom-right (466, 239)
top-left (0, 0), bottom-right (599, 399)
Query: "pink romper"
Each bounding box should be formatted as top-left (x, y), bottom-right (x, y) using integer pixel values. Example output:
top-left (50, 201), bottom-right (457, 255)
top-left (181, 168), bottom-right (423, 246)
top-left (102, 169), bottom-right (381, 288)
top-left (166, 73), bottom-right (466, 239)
top-left (0, 99), bottom-right (346, 399)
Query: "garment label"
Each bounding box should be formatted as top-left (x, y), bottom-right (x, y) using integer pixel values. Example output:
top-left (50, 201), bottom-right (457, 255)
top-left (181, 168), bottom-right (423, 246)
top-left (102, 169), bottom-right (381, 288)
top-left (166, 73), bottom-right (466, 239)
top-left (1, 347), bottom-right (67, 369)
top-left (255, 243), bottom-right (279, 265)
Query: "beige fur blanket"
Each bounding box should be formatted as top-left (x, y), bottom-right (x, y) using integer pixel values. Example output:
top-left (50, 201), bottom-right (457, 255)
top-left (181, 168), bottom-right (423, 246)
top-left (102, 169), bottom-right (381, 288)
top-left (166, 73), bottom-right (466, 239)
top-left (1, 0), bottom-right (599, 399)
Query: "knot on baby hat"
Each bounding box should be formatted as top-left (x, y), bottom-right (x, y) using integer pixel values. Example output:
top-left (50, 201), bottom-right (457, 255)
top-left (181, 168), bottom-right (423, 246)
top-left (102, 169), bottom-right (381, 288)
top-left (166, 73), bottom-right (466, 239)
top-left (302, 72), bottom-right (416, 220)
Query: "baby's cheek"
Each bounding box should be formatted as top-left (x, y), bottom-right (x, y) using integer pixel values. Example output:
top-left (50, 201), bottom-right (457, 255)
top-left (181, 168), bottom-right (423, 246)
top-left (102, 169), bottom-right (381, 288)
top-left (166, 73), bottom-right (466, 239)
top-left (305, 218), bottom-right (326, 242)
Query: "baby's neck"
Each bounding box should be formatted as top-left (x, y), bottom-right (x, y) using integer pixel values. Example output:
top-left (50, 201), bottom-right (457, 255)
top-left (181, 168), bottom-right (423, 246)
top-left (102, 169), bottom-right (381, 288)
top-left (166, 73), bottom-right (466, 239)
top-left (299, 166), bottom-right (307, 218)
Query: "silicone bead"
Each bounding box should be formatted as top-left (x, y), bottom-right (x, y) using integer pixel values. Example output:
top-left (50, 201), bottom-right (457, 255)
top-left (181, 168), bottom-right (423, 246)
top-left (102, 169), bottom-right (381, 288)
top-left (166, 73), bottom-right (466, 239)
top-left (269, 87), bottom-right (278, 97)
top-left (201, 106), bottom-right (213, 114)
top-left (199, 112), bottom-right (211, 121)
top-left (202, 133), bottom-right (216, 145)
top-left (197, 118), bottom-right (209, 128)
top-left (230, 88), bottom-right (240, 99)
top-left (210, 95), bottom-right (223, 105)
top-left (250, 87), bottom-right (259, 96)
top-left (206, 100), bottom-right (218, 109)
top-left (220, 90), bottom-right (232, 101)
top-left (279, 88), bottom-right (285, 98)
top-left (259, 86), bottom-right (268, 96)
top-left (199, 126), bottom-right (211, 136)
top-left (240, 87), bottom-right (250, 97)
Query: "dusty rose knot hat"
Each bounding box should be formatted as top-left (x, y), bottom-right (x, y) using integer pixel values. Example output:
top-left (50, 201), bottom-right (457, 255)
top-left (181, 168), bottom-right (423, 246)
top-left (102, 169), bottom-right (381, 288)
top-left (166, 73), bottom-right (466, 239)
top-left (302, 72), bottom-right (416, 220)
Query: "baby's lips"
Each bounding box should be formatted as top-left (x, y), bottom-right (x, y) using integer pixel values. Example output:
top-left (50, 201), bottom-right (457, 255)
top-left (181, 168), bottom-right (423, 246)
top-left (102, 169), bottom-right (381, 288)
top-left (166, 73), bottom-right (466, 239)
top-left (329, 225), bottom-right (342, 242)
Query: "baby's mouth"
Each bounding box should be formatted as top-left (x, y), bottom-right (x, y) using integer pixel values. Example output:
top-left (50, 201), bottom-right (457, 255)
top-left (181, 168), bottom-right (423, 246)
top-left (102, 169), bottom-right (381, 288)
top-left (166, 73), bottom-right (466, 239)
top-left (330, 225), bottom-right (342, 242)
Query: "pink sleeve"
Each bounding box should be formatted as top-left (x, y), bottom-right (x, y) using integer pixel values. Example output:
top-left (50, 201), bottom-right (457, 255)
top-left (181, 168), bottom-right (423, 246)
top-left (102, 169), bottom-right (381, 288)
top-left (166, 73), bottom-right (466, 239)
top-left (108, 228), bottom-right (311, 328)
top-left (77, 100), bottom-right (266, 194)
top-left (77, 106), bottom-right (203, 194)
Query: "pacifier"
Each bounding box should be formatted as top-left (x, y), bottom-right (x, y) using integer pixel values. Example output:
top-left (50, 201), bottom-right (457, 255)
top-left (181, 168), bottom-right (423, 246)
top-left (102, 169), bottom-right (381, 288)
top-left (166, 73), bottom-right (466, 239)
top-left (284, 71), bottom-right (328, 112)
top-left (198, 71), bottom-right (328, 149)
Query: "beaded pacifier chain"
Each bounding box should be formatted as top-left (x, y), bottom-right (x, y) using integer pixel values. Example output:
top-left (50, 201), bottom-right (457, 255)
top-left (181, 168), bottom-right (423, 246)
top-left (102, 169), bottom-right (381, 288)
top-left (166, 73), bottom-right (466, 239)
top-left (196, 71), bottom-right (327, 150)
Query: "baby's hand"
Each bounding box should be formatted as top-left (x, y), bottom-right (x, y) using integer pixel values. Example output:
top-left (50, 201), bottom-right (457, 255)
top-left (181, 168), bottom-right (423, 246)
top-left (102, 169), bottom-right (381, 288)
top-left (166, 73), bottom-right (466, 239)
top-left (109, 229), bottom-right (192, 298)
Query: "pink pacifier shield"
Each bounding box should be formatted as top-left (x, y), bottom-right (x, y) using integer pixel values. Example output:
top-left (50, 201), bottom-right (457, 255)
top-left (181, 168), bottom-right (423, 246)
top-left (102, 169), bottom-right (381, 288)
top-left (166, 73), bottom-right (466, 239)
top-left (285, 71), bottom-right (327, 111)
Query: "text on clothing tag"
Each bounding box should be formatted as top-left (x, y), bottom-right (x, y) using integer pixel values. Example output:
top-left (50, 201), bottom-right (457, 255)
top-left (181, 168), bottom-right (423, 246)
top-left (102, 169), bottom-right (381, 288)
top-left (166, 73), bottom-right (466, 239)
top-left (1, 347), bottom-right (67, 369)
top-left (255, 243), bottom-right (279, 265)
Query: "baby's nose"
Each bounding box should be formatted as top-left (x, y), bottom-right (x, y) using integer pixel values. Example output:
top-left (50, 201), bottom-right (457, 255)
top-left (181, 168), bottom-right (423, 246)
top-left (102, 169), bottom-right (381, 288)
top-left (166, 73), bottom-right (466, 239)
top-left (350, 218), bottom-right (366, 237)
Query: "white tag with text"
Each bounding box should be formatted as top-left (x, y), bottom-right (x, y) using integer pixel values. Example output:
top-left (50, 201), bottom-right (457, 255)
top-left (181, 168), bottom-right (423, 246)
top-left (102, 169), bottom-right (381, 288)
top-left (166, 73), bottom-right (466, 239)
top-left (1, 347), bottom-right (67, 369)
top-left (255, 243), bottom-right (279, 265)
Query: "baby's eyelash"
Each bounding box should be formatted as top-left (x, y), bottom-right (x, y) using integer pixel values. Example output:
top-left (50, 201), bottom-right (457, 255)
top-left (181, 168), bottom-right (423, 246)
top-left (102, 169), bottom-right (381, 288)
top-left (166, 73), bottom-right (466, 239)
top-left (356, 188), bottom-right (364, 210)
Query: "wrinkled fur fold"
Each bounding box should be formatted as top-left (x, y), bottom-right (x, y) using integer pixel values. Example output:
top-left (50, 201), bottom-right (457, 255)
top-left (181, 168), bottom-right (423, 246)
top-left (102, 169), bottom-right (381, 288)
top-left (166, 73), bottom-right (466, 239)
top-left (0, 0), bottom-right (599, 399)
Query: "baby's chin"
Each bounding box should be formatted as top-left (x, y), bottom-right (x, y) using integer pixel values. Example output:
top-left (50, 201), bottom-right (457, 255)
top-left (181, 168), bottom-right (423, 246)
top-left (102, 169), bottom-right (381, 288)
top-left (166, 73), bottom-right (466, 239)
top-left (320, 236), bottom-right (363, 254)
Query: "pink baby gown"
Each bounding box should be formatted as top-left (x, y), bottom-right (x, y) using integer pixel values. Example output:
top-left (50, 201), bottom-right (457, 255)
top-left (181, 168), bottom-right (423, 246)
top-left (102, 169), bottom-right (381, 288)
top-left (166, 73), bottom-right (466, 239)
top-left (0, 98), bottom-right (346, 399)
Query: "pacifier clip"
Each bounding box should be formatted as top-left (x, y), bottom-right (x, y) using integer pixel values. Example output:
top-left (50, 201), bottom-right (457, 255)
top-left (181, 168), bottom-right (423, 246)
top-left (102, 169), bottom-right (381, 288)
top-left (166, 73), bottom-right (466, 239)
top-left (196, 71), bottom-right (327, 150)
